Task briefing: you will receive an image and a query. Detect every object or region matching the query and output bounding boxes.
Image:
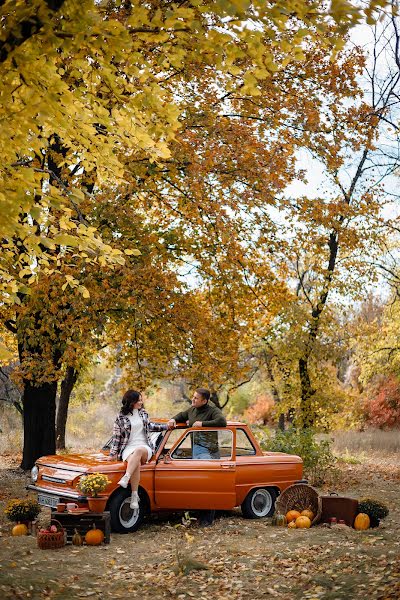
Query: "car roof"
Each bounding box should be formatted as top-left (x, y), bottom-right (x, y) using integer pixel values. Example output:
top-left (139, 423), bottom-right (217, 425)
top-left (154, 418), bottom-right (247, 427)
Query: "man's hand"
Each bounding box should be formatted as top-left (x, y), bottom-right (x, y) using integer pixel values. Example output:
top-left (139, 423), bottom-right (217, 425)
top-left (167, 419), bottom-right (176, 429)
top-left (193, 421), bottom-right (203, 427)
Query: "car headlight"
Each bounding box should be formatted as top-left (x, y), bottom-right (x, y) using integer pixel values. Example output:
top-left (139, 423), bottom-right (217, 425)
top-left (31, 465), bottom-right (38, 483)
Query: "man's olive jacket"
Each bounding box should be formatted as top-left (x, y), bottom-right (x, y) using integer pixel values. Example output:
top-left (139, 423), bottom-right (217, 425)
top-left (172, 403), bottom-right (226, 427)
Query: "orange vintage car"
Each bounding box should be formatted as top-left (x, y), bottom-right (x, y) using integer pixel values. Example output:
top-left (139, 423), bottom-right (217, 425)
top-left (27, 422), bottom-right (304, 533)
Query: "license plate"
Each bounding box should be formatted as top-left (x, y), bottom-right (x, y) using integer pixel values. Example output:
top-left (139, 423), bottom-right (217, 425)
top-left (37, 493), bottom-right (59, 508)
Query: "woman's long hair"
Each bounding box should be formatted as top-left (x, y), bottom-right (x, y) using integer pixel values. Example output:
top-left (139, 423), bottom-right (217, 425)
top-left (120, 390), bottom-right (141, 415)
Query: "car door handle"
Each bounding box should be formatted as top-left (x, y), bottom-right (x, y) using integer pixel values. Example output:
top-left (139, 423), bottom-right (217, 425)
top-left (220, 463), bottom-right (235, 469)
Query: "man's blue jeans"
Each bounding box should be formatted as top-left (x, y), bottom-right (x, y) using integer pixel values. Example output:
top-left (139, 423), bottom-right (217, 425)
top-left (192, 443), bottom-right (220, 460)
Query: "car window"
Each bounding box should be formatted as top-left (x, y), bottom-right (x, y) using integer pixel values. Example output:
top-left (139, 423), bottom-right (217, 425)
top-left (171, 430), bottom-right (233, 460)
top-left (160, 429), bottom-right (185, 454)
top-left (235, 429), bottom-right (256, 456)
top-left (148, 430), bottom-right (167, 452)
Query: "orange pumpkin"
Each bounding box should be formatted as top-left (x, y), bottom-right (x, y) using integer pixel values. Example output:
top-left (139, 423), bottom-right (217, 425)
top-left (287, 521), bottom-right (297, 529)
top-left (85, 524), bottom-right (104, 546)
top-left (295, 516), bottom-right (311, 529)
top-left (12, 523), bottom-right (28, 536)
top-left (300, 509), bottom-right (314, 521)
top-left (354, 513), bottom-right (370, 531)
top-left (286, 510), bottom-right (301, 523)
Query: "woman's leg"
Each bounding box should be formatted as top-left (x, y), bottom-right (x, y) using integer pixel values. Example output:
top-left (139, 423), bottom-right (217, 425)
top-left (126, 447), bottom-right (148, 492)
top-left (125, 448), bottom-right (148, 509)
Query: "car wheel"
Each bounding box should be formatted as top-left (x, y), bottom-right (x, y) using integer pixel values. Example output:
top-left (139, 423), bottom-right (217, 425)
top-left (241, 487), bottom-right (277, 519)
top-left (107, 488), bottom-right (147, 533)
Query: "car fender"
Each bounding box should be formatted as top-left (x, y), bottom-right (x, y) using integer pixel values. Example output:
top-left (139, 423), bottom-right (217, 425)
top-left (236, 483), bottom-right (281, 507)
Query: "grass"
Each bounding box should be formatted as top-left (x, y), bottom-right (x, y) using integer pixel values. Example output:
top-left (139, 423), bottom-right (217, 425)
top-left (331, 428), bottom-right (400, 457)
top-left (335, 450), bottom-right (364, 465)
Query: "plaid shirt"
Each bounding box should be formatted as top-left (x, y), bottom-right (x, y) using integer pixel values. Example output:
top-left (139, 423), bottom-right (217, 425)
top-left (109, 409), bottom-right (168, 460)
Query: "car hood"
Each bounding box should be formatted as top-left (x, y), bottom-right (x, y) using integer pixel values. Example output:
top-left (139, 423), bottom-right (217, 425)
top-left (36, 452), bottom-right (119, 473)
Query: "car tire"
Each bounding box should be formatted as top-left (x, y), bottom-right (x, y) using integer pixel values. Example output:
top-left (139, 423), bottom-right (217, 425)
top-left (241, 487), bottom-right (277, 519)
top-left (107, 487), bottom-right (147, 533)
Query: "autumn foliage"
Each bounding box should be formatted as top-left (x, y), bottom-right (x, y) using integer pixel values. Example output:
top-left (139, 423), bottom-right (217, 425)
top-left (243, 394), bottom-right (274, 425)
top-left (364, 376), bottom-right (400, 429)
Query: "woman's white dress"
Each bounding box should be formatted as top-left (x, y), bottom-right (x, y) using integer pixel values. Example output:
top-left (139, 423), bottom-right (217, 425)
top-left (121, 410), bottom-right (153, 462)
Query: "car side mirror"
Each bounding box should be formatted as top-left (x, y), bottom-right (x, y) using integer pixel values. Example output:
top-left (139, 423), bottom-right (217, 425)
top-left (163, 453), bottom-right (172, 464)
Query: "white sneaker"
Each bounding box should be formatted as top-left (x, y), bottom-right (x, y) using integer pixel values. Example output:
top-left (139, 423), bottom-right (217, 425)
top-left (117, 474), bottom-right (130, 488)
top-left (130, 492), bottom-right (139, 510)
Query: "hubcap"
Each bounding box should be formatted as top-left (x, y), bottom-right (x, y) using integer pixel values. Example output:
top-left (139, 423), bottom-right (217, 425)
top-left (119, 498), bottom-right (140, 528)
top-left (251, 489), bottom-right (272, 517)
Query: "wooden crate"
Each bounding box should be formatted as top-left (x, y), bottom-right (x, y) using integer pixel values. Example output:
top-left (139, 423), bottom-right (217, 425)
top-left (55, 511), bottom-right (111, 544)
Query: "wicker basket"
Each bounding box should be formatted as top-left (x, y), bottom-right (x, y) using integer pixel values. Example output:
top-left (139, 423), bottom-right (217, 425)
top-left (275, 484), bottom-right (322, 525)
top-left (37, 519), bottom-right (65, 550)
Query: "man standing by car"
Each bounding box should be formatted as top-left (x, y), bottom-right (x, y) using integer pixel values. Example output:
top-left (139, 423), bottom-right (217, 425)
top-left (167, 387), bottom-right (226, 526)
top-left (167, 387), bottom-right (226, 458)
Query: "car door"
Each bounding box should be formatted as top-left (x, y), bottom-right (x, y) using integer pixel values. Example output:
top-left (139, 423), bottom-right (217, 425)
top-left (154, 429), bottom-right (236, 510)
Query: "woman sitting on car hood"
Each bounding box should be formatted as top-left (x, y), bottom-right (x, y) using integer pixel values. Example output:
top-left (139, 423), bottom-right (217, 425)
top-left (108, 390), bottom-right (171, 510)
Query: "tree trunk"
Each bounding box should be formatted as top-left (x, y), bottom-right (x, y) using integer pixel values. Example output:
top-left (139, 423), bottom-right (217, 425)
top-left (278, 412), bottom-right (285, 431)
top-left (264, 357), bottom-right (285, 431)
top-left (210, 390), bottom-right (222, 408)
top-left (298, 357), bottom-right (316, 429)
top-left (56, 366), bottom-right (78, 450)
top-left (21, 380), bottom-right (58, 470)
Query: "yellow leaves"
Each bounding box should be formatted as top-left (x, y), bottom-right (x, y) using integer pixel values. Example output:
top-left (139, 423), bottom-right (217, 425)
top-left (59, 218), bottom-right (77, 231)
top-left (127, 7), bottom-right (150, 28)
top-left (61, 275), bottom-right (79, 292)
top-left (0, 0), bottom-right (383, 250)
top-left (0, 342), bottom-right (14, 362)
top-left (54, 234), bottom-right (80, 248)
top-left (184, 532), bottom-right (195, 544)
top-left (18, 268), bottom-right (32, 279)
top-left (124, 248), bottom-right (141, 256)
top-left (242, 72), bottom-right (262, 96)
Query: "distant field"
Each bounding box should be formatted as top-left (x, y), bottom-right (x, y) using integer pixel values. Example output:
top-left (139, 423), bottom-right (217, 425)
top-left (330, 429), bottom-right (400, 458)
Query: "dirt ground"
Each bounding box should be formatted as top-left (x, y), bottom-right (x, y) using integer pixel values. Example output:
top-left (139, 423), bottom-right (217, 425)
top-left (0, 454), bottom-right (399, 600)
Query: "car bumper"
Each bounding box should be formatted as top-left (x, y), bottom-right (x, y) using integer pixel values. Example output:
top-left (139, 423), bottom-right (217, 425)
top-left (26, 484), bottom-right (87, 502)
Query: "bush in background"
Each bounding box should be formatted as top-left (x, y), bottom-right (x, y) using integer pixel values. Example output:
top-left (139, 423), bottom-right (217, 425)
top-left (364, 375), bottom-right (400, 429)
top-left (243, 394), bottom-right (274, 425)
top-left (256, 426), bottom-right (337, 486)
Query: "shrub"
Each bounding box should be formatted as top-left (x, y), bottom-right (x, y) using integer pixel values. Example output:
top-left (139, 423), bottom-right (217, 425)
top-left (4, 498), bottom-right (41, 522)
top-left (364, 375), bottom-right (400, 429)
top-left (358, 498), bottom-right (389, 527)
top-left (257, 427), bottom-right (337, 486)
top-left (243, 394), bottom-right (274, 425)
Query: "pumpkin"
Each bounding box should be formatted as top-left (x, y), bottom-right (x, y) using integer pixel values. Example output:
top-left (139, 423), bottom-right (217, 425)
top-left (271, 513), bottom-right (287, 527)
top-left (12, 523), bottom-right (28, 536)
top-left (287, 521), bottom-right (297, 529)
top-left (85, 524), bottom-right (104, 546)
top-left (72, 528), bottom-right (83, 546)
top-left (300, 509), bottom-right (314, 521)
top-left (354, 513), bottom-right (370, 531)
top-left (295, 516), bottom-right (311, 529)
top-left (286, 510), bottom-right (301, 523)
